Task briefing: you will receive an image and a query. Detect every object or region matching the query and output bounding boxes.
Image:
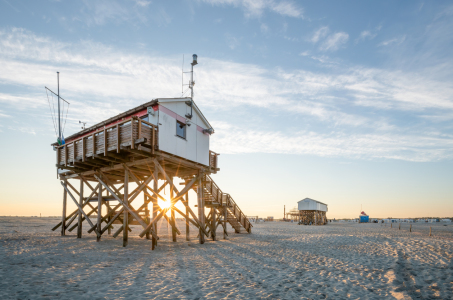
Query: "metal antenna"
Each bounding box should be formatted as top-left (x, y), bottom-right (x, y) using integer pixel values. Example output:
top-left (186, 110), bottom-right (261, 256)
top-left (182, 55), bottom-right (184, 94)
top-left (57, 72), bottom-right (61, 141)
top-left (185, 54), bottom-right (198, 119)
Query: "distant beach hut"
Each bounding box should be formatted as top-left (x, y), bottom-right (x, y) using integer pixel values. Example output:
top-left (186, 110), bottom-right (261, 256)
top-left (296, 198), bottom-right (328, 225)
top-left (441, 219), bottom-right (452, 223)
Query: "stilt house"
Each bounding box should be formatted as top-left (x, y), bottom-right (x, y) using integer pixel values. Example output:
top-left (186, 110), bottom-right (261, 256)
top-left (52, 95), bottom-right (252, 249)
top-left (297, 198), bottom-right (328, 225)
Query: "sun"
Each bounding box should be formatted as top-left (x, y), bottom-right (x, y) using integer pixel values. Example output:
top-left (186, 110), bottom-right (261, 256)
top-left (158, 198), bottom-right (171, 209)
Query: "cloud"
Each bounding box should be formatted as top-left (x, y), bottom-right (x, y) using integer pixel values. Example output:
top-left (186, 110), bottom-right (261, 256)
top-left (199, 0), bottom-right (303, 18)
top-left (72, 0), bottom-right (170, 27)
top-left (0, 110), bottom-right (12, 118)
top-left (225, 33), bottom-right (241, 49)
top-left (311, 26), bottom-right (329, 43)
top-left (357, 30), bottom-right (377, 42)
top-left (378, 35), bottom-right (406, 47)
top-left (212, 123), bottom-right (453, 162)
top-left (134, 0), bottom-right (151, 7)
top-left (320, 32), bottom-right (349, 51)
top-left (260, 23), bottom-right (269, 33)
top-left (1, 28), bottom-right (453, 161)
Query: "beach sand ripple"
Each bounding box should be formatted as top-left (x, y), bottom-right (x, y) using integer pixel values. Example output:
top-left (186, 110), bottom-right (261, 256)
top-left (0, 217), bottom-right (452, 299)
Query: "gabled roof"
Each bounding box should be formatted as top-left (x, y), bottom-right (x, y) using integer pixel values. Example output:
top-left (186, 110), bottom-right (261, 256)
top-left (56, 97), bottom-right (213, 145)
top-left (297, 198), bottom-right (328, 206)
top-left (154, 98), bottom-right (213, 130)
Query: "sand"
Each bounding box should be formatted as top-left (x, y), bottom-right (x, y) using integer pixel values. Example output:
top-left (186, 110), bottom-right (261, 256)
top-left (0, 217), bottom-right (452, 299)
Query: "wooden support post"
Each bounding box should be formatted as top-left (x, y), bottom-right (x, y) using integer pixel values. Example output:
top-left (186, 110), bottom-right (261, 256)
top-left (223, 206), bottom-right (227, 239)
top-left (211, 207), bottom-right (216, 241)
top-left (429, 226), bottom-right (432, 237)
top-left (185, 193), bottom-right (190, 241)
top-left (171, 177), bottom-right (177, 242)
top-left (97, 183), bottom-right (102, 242)
top-left (410, 224), bottom-right (412, 232)
top-left (60, 182), bottom-right (101, 237)
top-left (61, 179), bottom-right (68, 236)
top-left (197, 172), bottom-right (205, 244)
top-left (391, 223), bottom-right (393, 228)
top-left (77, 179), bottom-right (83, 238)
top-left (106, 201), bottom-right (112, 235)
top-left (123, 170), bottom-right (129, 247)
top-left (145, 190), bottom-right (150, 240)
top-left (152, 165), bottom-right (158, 250)
top-left (399, 223), bottom-right (401, 230)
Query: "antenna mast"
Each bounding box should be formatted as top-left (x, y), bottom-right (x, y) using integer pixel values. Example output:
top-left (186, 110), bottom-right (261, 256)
top-left (185, 54), bottom-right (198, 119)
top-left (57, 72), bottom-right (61, 142)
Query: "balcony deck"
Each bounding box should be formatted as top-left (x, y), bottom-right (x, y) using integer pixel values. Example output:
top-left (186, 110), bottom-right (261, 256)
top-left (55, 116), bottom-right (219, 182)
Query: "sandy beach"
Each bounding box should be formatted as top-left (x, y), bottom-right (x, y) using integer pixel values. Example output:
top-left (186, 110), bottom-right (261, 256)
top-left (1, 217), bottom-right (452, 299)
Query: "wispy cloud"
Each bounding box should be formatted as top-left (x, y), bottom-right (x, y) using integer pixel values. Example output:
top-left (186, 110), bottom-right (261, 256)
top-left (212, 122), bottom-right (453, 162)
top-left (225, 33), bottom-right (241, 49)
top-left (320, 32), bottom-right (349, 51)
top-left (0, 110), bottom-right (12, 118)
top-left (378, 35), bottom-right (406, 47)
top-left (311, 26), bottom-right (329, 43)
top-left (1, 28), bottom-right (453, 161)
top-left (199, 0), bottom-right (303, 18)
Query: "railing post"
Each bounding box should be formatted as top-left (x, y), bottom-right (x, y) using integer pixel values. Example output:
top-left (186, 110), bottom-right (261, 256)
top-left (138, 118), bottom-right (142, 151)
top-left (92, 133), bottom-right (95, 157)
top-left (82, 137), bottom-right (85, 162)
top-left (131, 117), bottom-right (135, 150)
top-left (64, 145), bottom-right (68, 166)
top-left (103, 129), bottom-right (107, 156)
top-left (116, 124), bottom-right (120, 153)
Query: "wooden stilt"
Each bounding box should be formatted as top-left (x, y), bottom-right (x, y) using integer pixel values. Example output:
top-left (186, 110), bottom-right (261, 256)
top-left (97, 183), bottom-right (102, 242)
top-left (197, 172), bottom-right (205, 244)
top-left (145, 190), bottom-right (150, 240)
top-left (123, 170), bottom-right (129, 247)
top-left (106, 201), bottom-right (112, 235)
top-left (223, 206), bottom-right (227, 239)
top-left (211, 207), bottom-right (216, 241)
top-left (152, 165), bottom-right (158, 250)
top-left (77, 179), bottom-right (83, 238)
top-left (61, 179), bottom-right (67, 236)
top-left (171, 177), bottom-right (177, 242)
top-left (185, 193), bottom-right (190, 241)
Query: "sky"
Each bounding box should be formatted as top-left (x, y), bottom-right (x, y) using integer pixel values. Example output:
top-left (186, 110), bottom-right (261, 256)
top-left (0, 0), bottom-right (452, 219)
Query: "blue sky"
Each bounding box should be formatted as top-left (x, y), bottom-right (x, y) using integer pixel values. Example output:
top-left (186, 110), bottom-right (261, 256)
top-left (0, 0), bottom-right (452, 218)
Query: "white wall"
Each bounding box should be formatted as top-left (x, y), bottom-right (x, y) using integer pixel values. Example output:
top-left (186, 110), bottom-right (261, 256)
top-left (154, 100), bottom-right (211, 166)
top-left (298, 199), bottom-right (328, 212)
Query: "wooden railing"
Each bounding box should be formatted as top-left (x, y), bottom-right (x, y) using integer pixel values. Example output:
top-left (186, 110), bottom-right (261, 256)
top-left (205, 175), bottom-right (252, 232)
top-left (56, 117), bottom-right (158, 166)
top-left (209, 150), bottom-right (219, 170)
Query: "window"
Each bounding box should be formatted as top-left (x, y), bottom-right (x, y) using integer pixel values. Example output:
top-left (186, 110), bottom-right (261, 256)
top-left (176, 120), bottom-right (186, 139)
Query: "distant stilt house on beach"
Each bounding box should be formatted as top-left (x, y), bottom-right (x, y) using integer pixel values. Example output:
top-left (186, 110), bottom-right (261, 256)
top-left (291, 198), bottom-right (328, 225)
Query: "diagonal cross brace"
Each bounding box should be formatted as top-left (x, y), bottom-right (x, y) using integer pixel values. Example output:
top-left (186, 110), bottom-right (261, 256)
top-left (94, 174), bottom-right (158, 240)
top-left (60, 181), bottom-right (101, 237)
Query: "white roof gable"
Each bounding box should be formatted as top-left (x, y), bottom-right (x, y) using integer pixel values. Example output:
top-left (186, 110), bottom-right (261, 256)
top-left (297, 198), bottom-right (328, 206)
top-left (155, 98), bottom-right (213, 131)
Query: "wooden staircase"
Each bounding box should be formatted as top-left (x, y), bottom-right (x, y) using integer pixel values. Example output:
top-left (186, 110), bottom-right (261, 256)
top-left (200, 175), bottom-right (252, 233)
